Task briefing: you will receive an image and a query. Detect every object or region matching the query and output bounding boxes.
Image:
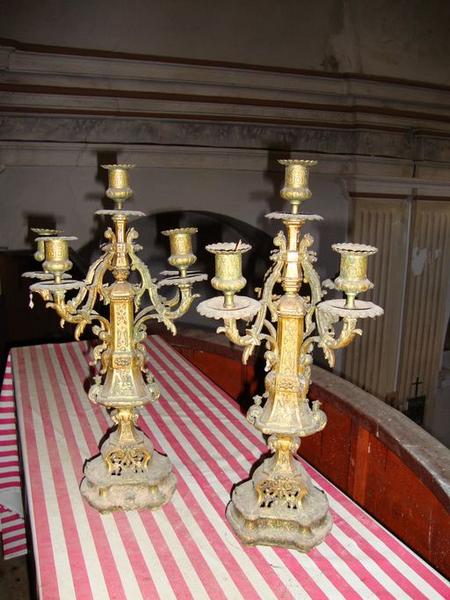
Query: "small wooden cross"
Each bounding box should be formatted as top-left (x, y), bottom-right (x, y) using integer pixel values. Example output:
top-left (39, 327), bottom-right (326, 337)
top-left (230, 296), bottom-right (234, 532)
top-left (411, 376), bottom-right (424, 398)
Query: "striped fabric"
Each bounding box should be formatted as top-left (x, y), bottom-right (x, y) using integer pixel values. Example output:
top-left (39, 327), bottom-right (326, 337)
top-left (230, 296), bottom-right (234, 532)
top-left (5, 337), bottom-right (450, 599)
top-left (0, 354), bottom-right (27, 559)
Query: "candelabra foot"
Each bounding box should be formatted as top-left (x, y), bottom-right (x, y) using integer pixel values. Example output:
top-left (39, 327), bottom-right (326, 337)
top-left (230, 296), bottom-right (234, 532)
top-left (80, 447), bottom-right (176, 513)
top-left (226, 458), bottom-right (332, 552)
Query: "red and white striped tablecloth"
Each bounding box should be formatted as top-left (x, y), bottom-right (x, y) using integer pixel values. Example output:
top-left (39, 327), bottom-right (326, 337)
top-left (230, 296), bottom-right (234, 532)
top-left (0, 354), bottom-right (27, 559)
top-left (2, 337), bottom-right (449, 599)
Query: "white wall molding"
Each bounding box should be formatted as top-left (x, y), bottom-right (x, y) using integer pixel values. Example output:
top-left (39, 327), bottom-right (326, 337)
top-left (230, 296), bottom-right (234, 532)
top-left (1, 115), bottom-right (449, 165)
top-left (0, 141), bottom-right (412, 172)
top-left (1, 142), bottom-right (449, 199)
top-left (1, 43), bottom-right (450, 140)
top-left (1, 43), bottom-right (450, 171)
top-left (1, 45), bottom-right (450, 114)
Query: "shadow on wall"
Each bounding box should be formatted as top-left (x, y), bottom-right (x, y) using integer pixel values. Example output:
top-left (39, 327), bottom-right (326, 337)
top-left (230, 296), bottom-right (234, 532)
top-left (249, 147), bottom-right (289, 230)
top-left (17, 151), bottom-right (345, 370)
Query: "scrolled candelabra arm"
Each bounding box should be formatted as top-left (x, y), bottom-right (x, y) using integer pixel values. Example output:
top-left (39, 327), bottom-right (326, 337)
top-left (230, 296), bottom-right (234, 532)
top-left (314, 308), bottom-right (362, 368)
top-left (90, 326), bottom-right (111, 375)
top-left (308, 242), bottom-right (384, 367)
top-left (299, 232), bottom-right (326, 338)
top-left (128, 243), bottom-right (177, 331)
top-left (26, 232), bottom-right (113, 340)
top-left (299, 233), bottom-right (323, 307)
top-left (66, 245), bottom-right (115, 317)
top-left (30, 246), bottom-right (109, 340)
top-left (163, 283), bottom-right (200, 319)
top-left (218, 318), bottom-right (259, 349)
top-left (218, 316), bottom-right (278, 369)
top-left (213, 231), bottom-right (285, 364)
top-left (32, 238), bottom-right (116, 340)
top-left (129, 224), bottom-right (205, 330)
top-left (134, 282), bottom-right (199, 337)
top-left (130, 252), bottom-right (195, 336)
top-left (262, 230), bottom-right (287, 321)
top-left (43, 287), bottom-right (111, 341)
top-left (159, 286), bottom-right (181, 309)
top-left (243, 233), bottom-right (285, 361)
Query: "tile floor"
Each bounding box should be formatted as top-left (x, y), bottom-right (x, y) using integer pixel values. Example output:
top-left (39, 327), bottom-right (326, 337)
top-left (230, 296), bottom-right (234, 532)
top-left (0, 549), bottom-right (30, 600)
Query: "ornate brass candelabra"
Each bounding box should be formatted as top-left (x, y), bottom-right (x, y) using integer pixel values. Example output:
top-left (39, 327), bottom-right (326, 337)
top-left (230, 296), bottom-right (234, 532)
top-left (197, 159), bottom-right (383, 552)
top-left (24, 165), bottom-right (206, 513)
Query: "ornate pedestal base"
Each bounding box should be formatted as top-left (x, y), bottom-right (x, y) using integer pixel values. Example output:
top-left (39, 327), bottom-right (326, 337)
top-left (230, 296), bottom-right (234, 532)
top-left (80, 438), bottom-right (176, 513)
top-left (226, 458), bottom-right (332, 552)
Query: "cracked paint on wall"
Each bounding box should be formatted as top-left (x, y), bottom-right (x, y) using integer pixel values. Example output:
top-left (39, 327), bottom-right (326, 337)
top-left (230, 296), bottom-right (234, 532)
top-left (411, 247), bottom-right (442, 276)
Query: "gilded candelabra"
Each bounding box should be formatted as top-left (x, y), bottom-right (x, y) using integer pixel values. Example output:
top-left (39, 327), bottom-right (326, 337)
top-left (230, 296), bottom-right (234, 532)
top-left (24, 165), bottom-right (206, 513)
top-left (197, 159), bottom-right (383, 551)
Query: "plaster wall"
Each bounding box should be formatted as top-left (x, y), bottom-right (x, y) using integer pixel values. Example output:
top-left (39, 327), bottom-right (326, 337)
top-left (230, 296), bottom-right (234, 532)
top-left (0, 164), bottom-right (349, 282)
top-left (1, 0), bottom-right (450, 86)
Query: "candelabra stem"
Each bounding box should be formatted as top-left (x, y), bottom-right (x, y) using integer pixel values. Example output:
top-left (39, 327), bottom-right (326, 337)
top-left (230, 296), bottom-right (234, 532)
top-left (345, 293), bottom-right (356, 309)
top-left (283, 219), bottom-right (302, 294)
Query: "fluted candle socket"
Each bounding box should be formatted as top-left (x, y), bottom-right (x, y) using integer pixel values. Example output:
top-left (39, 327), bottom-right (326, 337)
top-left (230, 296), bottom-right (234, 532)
top-left (278, 159), bottom-right (317, 213)
top-left (162, 227), bottom-right (198, 277)
top-left (102, 164), bottom-right (135, 210)
top-left (31, 228), bottom-right (62, 262)
top-left (207, 242), bottom-right (251, 309)
top-left (41, 236), bottom-right (77, 284)
top-left (332, 243), bottom-right (378, 308)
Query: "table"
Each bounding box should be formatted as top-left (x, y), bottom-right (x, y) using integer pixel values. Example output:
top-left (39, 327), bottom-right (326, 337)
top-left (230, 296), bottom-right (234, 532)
top-left (1, 337), bottom-right (449, 599)
top-left (0, 352), bottom-right (26, 558)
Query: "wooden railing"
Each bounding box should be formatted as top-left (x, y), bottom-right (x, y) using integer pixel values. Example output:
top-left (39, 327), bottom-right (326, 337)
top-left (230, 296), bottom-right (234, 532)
top-left (161, 328), bottom-right (450, 578)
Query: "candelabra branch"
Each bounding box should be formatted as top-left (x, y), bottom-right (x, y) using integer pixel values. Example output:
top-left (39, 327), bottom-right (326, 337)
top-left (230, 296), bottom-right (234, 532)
top-left (261, 231), bottom-right (286, 321)
top-left (47, 291), bottom-right (111, 340)
top-left (130, 239), bottom-right (199, 329)
top-left (299, 234), bottom-right (323, 307)
top-left (213, 231), bottom-right (285, 364)
top-left (162, 285), bottom-right (200, 319)
top-left (160, 287), bottom-right (181, 309)
top-left (71, 252), bottom-right (113, 313)
top-left (218, 318), bottom-right (278, 370)
top-left (134, 285), bottom-right (199, 335)
top-left (131, 254), bottom-right (176, 333)
top-left (309, 311), bottom-right (362, 368)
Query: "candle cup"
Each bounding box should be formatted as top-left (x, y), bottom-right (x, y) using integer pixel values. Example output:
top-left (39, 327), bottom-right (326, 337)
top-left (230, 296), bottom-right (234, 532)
top-left (162, 227), bottom-right (198, 277)
top-left (206, 242), bottom-right (251, 309)
top-left (31, 228), bottom-right (62, 262)
top-left (102, 164), bottom-right (135, 210)
top-left (332, 243), bottom-right (377, 308)
top-left (41, 236), bottom-right (77, 284)
top-left (278, 159), bottom-right (317, 214)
